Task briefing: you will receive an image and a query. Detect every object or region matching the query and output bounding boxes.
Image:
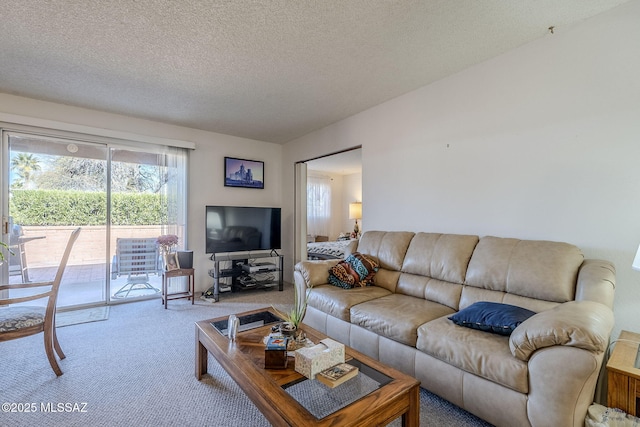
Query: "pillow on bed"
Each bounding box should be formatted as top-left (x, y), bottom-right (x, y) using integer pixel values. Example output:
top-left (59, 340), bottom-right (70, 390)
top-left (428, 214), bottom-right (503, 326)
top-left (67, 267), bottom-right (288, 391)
top-left (328, 252), bottom-right (378, 289)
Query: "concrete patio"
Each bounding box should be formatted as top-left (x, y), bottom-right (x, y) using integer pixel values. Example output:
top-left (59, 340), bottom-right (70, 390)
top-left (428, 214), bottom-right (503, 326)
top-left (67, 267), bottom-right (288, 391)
top-left (8, 262), bottom-right (184, 309)
top-left (5, 225), bottom-right (192, 308)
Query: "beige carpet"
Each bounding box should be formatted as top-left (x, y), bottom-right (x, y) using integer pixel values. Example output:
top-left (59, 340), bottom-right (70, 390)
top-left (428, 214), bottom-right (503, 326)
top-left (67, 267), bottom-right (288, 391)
top-left (3, 283), bottom-right (492, 426)
top-left (56, 306), bottom-right (109, 327)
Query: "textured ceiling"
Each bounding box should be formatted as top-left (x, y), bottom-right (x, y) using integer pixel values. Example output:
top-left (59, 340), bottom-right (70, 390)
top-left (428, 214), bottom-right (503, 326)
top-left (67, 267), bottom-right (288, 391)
top-left (0, 1), bottom-right (630, 144)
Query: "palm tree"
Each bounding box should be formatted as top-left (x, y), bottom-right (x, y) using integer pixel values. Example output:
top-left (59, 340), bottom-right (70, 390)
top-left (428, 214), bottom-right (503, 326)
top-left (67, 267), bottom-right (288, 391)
top-left (11, 153), bottom-right (41, 189)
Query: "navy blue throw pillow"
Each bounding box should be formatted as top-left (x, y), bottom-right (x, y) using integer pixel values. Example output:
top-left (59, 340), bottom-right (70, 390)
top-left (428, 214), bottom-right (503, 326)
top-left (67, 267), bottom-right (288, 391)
top-left (448, 302), bottom-right (536, 336)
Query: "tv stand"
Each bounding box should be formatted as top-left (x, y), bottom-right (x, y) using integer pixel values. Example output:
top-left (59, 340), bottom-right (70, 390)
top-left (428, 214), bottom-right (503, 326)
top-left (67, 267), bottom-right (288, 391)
top-left (208, 252), bottom-right (283, 302)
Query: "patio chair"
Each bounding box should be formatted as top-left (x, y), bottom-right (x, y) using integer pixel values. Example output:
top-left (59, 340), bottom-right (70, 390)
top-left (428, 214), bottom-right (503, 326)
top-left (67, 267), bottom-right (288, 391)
top-left (111, 237), bottom-right (162, 298)
top-left (9, 224), bottom-right (46, 282)
top-left (0, 227), bottom-right (81, 376)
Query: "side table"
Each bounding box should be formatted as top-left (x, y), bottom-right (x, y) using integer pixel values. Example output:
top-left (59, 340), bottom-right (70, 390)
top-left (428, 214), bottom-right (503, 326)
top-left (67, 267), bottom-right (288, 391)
top-left (161, 268), bottom-right (195, 309)
top-left (607, 330), bottom-right (640, 415)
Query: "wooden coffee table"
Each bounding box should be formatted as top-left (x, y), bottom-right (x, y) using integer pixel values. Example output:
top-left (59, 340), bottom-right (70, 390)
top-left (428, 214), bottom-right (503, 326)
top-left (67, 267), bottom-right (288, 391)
top-left (195, 308), bottom-right (420, 426)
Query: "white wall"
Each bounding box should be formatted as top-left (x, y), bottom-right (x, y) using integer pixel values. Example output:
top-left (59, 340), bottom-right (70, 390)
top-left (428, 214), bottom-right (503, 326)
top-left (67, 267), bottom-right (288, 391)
top-left (0, 94), bottom-right (282, 293)
top-left (342, 172), bottom-right (363, 234)
top-left (283, 1), bottom-right (640, 338)
top-left (327, 172), bottom-right (344, 240)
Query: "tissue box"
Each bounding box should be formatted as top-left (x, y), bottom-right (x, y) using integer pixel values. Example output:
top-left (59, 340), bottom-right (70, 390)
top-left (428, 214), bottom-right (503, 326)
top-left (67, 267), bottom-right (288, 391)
top-left (294, 338), bottom-right (345, 379)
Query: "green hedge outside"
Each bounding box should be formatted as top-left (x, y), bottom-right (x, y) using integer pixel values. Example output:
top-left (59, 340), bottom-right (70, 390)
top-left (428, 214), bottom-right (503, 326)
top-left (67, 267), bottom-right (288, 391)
top-left (10, 190), bottom-right (167, 226)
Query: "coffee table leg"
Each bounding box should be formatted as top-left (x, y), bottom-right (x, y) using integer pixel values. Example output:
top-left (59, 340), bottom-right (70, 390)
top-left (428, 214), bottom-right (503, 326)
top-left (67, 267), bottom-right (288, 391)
top-left (196, 333), bottom-right (208, 380)
top-left (402, 385), bottom-right (420, 427)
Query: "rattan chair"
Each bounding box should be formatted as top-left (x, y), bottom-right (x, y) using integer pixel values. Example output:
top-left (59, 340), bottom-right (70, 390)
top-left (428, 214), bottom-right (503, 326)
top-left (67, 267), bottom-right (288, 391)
top-left (0, 228), bottom-right (81, 376)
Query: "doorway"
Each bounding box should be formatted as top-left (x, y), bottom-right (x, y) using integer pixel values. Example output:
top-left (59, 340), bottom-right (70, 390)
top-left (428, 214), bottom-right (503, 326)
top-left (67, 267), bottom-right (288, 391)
top-left (295, 147), bottom-right (362, 263)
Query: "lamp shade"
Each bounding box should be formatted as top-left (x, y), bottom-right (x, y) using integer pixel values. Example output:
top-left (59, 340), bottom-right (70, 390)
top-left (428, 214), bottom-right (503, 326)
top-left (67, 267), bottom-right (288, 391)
top-left (633, 244), bottom-right (640, 271)
top-left (349, 202), bottom-right (362, 220)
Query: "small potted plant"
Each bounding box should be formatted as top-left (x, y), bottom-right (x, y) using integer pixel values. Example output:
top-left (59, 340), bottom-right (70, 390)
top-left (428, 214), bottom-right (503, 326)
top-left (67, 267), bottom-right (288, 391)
top-left (272, 285), bottom-right (311, 341)
top-left (156, 234), bottom-right (179, 253)
top-left (157, 234), bottom-right (180, 271)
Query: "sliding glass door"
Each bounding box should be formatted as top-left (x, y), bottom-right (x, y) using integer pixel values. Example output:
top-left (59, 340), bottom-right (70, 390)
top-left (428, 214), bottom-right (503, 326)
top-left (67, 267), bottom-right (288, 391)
top-left (109, 147), bottom-right (187, 300)
top-left (4, 132), bottom-right (108, 308)
top-left (1, 129), bottom-right (188, 308)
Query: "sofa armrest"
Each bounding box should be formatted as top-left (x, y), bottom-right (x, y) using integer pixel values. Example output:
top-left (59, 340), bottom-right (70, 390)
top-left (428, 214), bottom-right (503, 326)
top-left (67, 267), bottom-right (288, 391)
top-left (294, 260), bottom-right (341, 311)
top-left (576, 259), bottom-right (615, 309)
top-left (294, 260), bottom-right (341, 289)
top-left (509, 300), bottom-right (614, 361)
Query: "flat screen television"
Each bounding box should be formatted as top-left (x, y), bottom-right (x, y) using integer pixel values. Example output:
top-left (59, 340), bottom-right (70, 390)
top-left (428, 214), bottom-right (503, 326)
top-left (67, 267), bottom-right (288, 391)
top-left (205, 206), bottom-right (281, 254)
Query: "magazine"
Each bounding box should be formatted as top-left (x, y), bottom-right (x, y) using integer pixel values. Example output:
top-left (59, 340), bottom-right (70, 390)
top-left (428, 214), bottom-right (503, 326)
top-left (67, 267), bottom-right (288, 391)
top-left (316, 363), bottom-right (359, 388)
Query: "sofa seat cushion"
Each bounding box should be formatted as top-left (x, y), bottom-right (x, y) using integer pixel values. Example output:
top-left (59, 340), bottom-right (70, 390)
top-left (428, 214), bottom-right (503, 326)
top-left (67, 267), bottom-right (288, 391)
top-left (416, 316), bottom-right (529, 393)
top-left (350, 294), bottom-right (455, 346)
top-left (307, 285), bottom-right (392, 322)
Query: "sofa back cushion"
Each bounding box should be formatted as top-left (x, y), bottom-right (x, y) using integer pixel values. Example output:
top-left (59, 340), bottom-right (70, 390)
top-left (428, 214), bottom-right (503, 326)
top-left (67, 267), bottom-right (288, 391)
top-left (395, 233), bottom-right (479, 309)
top-left (464, 236), bottom-right (584, 303)
top-left (458, 286), bottom-right (560, 313)
top-left (357, 231), bottom-right (414, 292)
top-left (402, 233), bottom-right (479, 283)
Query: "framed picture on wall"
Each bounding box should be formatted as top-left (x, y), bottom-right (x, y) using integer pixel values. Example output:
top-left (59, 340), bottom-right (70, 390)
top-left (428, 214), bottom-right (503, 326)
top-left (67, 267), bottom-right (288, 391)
top-left (164, 253), bottom-right (180, 271)
top-left (224, 157), bottom-right (264, 189)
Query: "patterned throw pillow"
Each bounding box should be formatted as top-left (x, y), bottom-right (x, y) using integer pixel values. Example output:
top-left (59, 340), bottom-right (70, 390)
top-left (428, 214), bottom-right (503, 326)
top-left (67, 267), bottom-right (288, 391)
top-left (328, 252), bottom-right (379, 289)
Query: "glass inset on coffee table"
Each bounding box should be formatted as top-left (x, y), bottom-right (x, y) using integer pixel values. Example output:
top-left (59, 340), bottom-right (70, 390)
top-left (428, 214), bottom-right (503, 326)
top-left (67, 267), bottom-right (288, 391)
top-left (210, 310), bottom-right (284, 336)
top-left (283, 359), bottom-right (392, 419)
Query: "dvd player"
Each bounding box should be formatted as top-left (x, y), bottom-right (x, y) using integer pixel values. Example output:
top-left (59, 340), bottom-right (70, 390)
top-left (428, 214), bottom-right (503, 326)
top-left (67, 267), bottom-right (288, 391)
top-left (242, 262), bottom-right (277, 273)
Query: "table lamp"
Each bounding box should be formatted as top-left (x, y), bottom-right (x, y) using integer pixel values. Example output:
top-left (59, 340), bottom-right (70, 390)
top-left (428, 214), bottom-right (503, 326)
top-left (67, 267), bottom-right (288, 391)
top-left (349, 202), bottom-right (362, 237)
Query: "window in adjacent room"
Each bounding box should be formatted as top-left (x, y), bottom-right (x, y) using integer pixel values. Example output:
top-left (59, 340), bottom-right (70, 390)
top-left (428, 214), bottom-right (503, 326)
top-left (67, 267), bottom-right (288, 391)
top-left (306, 174), bottom-right (331, 238)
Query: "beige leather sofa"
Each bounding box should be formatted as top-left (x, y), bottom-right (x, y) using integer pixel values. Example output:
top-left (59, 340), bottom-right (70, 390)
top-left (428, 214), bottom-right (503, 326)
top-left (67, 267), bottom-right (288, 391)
top-left (294, 231), bottom-right (616, 427)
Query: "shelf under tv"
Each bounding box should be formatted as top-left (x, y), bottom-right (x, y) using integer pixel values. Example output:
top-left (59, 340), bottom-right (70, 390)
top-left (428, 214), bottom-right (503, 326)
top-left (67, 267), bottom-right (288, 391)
top-left (208, 253), bottom-right (283, 302)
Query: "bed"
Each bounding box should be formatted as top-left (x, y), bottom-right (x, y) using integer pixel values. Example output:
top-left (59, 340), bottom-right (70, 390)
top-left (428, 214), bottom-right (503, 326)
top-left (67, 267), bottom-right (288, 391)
top-left (306, 239), bottom-right (357, 260)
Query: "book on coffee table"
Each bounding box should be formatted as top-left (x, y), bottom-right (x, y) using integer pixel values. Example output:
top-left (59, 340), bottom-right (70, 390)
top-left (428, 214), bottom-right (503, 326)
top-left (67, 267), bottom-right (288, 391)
top-left (266, 335), bottom-right (288, 350)
top-left (316, 363), bottom-right (359, 388)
